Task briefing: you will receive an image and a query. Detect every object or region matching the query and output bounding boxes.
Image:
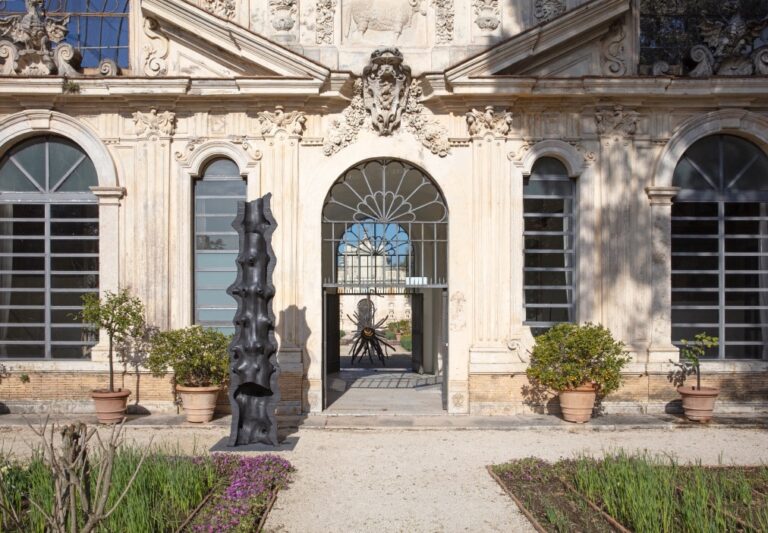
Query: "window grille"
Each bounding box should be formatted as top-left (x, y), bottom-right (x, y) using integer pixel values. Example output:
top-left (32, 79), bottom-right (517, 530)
top-left (0, 135), bottom-right (99, 359)
top-left (0, 0), bottom-right (131, 68)
top-left (194, 158), bottom-right (244, 336)
top-left (523, 158), bottom-right (575, 336)
top-left (672, 134), bottom-right (768, 360)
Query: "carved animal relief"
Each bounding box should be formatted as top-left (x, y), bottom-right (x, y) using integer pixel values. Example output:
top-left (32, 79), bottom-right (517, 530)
top-left (344, 0), bottom-right (426, 41)
top-left (0, 0), bottom-right (80, 76)
top-left (132, 109), bottom-right (176, 138)
top-left (465, 106), bottom-right (513, 137)
top-left (257, 106), bottom-right (307, 136)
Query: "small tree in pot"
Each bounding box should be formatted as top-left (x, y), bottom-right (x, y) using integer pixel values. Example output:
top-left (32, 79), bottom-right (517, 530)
top-left (669, 333), bottom-right (719, 422)
top-left (146, 325), bottom-right (230, 423)
top-left (81, 289), bottom-right (146, 424)
top-left (526, 323), bottom-right (630, 423)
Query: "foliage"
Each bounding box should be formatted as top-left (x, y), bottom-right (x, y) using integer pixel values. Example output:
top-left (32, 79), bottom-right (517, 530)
top-left (18, 373), bottom-right (30, 384)
top-left (386, 319), bottom-right (411, 335)
top-left (669, 333), bottom-right (719, 390)
top-left (190, 454), bottom-right (293, 532)
top-left (400, 334), bottom-right (413, 352)
top-left (81, 289), bottom-right (146, 393)
top-left (384, 330), bottom-right (397, 341)
top-left (340, 330), bottom-right (346, 339)
top-left (526, 323), bottom-right (630, 394)
top-left (146, 325), bottom-right (230, 387)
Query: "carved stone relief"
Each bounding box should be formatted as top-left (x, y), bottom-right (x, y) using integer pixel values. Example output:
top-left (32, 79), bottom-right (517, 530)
top-left (688, 2), bottom-right (768, 77)
top-left (315, 0), bottom-right (337, 44)
top-left (601, 19), bottom-right (627, 77)
top-left (465, 106), bottom-right (513, 137)
top-left (363, 48), bottom-right (411, 136)
top-left (270, 0), bottom-right (298, 31)
top-left (0, 0), bottom-right (81, 76)
top-left (473, 0), bottom-right (500, 31)
top-left (257, 106), bottom-right (307, 136)
top-left (142, 17), bottom-right (169, 77)
top-left (343, 0), bottom-right (427, 44)
top-left (595, 105), bottom-right (638, 140)
top-left (432, 0), bottom-right (454, 44)
top-left (324, 48), bottom-right (450, 157)
top-left (534, 0), bottom-right (565, 23)
top-left (203, 0), bottom-right (237, 19)
top-left (449, 291), bottom-right (466, 331)
top-left (133, 109), bottom-right (176, 138)
top-left (174, 137), bottom-right (206, 161)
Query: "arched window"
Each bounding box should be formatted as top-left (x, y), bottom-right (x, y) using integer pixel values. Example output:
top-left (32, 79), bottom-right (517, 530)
top-left (672, 134), bottom-right (768, 359)
top-left (523, 158), bottom-right (576, 335)
top-left (194, 158), bottom-right (244, 335)
top-left (0, 135), bottom-right (99, 359)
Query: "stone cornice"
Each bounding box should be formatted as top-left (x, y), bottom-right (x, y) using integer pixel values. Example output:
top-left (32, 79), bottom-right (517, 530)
top-left (141, 0), bottom-right (330, 83)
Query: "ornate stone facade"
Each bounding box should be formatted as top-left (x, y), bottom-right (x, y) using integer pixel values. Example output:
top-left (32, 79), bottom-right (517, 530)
top-left (465, 106), bottom-right (513, 137)
top-left (315, 0), bottom-right (337, 44)
top-left (363, 48), bottom-right (411, 136)
top-left (132, 109), bottom-right (176, 138)
top-left (473, 0), bottom-right (500, 31)
top-left (534, 0), bottom-right (566, 23)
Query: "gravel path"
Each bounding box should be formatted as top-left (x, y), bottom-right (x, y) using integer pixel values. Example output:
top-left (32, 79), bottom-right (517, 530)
top-left (1, 422), bottom-right (767, 532)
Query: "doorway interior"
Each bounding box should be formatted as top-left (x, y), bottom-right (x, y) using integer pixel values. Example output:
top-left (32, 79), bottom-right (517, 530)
top-left (321, 159), bottom-right (448, 413)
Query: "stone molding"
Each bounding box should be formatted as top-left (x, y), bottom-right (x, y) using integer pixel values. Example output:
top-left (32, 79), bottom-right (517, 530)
top-left (132, 109), bottom-right (176, 138)
top-left (645, 186), bottom-right (679, 206)
top-left (465, 106), bottom-right (512, 137)
top-left (512, 139), bottom-right (589, 178)
top-left (142, 17), bottom-right (169, 78)
top-left (90, 186), bottom-right (126, 202)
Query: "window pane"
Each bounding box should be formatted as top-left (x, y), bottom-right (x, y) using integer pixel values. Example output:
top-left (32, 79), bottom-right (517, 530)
top-left (196, 235), bottom-right (239, 251)
top-left (52, 239), bottom-right (99, 253)
top-left (1, 327), bottom-right (45, 341)
top-left (51, 345), bottom-right (92, 359)
top-left (51, 291), bottom-right (93, 307)
top-left (0, 344), bottom-right (45, 358)
top-left (51, 204), bottom-right (99, 218)
top-left (202, 158), bottom-right (240, 177)
top-left (0, 160), bottom-right (39, 192)
top-left (57, 158), bottom-right (98, 192)
top-left (51, 274), bottom-right (99, 289)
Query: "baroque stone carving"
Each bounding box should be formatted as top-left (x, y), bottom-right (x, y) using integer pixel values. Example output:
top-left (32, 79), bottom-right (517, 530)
top-left (688, 1), bottom-right (768, 77)
top-left (204, 0), bottom-right (237, 19)
top-left (465, 106), bottom-right (513, 137)
top-left (174, 137), bottom-right (206, 161)
top-left (344, 0), bottom-right (426, 40)
top-left (315, 0), bottom-right (337, 44)
top-left (595, 105), bottom-right (638, 139)
top-left (432, 0), bottom-right (454, 44)
top-left (473, 0), bottom-right (500, 31)
top-left (132, 109), bottom-right (176, 138)
top-left (0, 0), bottom-right (80, 76)
top-left (270, 0), bottom-right (298, 31)
top-left (142, 17), bottom-right (168, 77)
top-left (257, 106), bottom-right (306, 136)
top-left (534, 0), bottom-right (565, 23)
top-left (98, 58), bottom-right (120, 76)
top-left (601, 19), bottom-right (627, 76)
top-left (324, 49), bottom-right (450, 157)
top-left (363, 48), bottom-right (411, 136)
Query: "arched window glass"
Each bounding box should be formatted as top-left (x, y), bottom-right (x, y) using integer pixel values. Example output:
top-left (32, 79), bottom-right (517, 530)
top-left (672, 134), bottom-right (768, 359)
top-left (0, 135), bottom-right (99, 359)
top-left (194, 158), bottom-right (244, 335)
top-left (524, 158), bottom-right (575, 335)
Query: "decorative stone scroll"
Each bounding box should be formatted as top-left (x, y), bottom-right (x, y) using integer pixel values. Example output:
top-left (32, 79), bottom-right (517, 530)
top-left (601, 19), bottom-right (627, 76)
top-left (473, 0), bottom-right (500, 31)
top-left (315, 0), bottom-right (337, 44)
top-left (323, 48), bottom-right (450, 157)
top-left (688, 2), bottom-right (768, 77)
top-left (465, 106), bottom-right (513, 137)
top-left (432, 0), bottom-right (454, 43)
top-left (257, 106), bottom-right (306, 136)
top-left (534, 0), bottom-right (565, 23)
top-left (595, 105), bottom-right (638, 139)
top-left (204, 0), bottom-right (236, 19)
top-left (227, 195), bottom-right (281, 447)
top-left (132, 109), bottom-right (176, 138)
top-left (142, 17), bottom-right (169, 77)
top-left (0, 0), bottom-right (80, 76)
top-left (270, 0), bottom-right (298, 31)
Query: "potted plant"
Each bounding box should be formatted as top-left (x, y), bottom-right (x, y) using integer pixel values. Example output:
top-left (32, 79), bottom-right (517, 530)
top-left (670, 333), bottom-right (719, 422)
top-left (146, 325), bottom-right (230, 423)
top-left (81, 289), bottom-right (145, 424)
top-left (526, 323), bottom-right (630, 423)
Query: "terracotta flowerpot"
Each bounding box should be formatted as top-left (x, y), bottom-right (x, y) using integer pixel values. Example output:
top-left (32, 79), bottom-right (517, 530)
top-left (677, 385), bottom-right (719, 422)
top-left (559, 383), bottom-right (597, 423)
top-left (177, 385), bottom-right (220, 423)
top-left (91, 389), bottom-right (131, 424)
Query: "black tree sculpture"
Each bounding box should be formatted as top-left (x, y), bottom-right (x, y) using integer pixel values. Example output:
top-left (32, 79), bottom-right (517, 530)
top-left (226, 195), bottom-right (280, 446)
top-left (347, 298), bottom-right (395, 366)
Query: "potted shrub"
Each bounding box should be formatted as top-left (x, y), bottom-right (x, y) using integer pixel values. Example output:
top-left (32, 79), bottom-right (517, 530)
top-left (670, 333), bottom-right (719, 422)
top-left (146, 325), bottom-right (230, 423)
top-left (81, 289), bottom-right (145, 424)
top-left (526, 323), bottom-right (630, 423)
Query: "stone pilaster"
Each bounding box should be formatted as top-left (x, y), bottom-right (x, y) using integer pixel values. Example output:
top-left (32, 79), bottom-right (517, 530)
top-left (89, 186), bottom-right (125, 362)
top-left (645, 186), bottom-right (680, 362)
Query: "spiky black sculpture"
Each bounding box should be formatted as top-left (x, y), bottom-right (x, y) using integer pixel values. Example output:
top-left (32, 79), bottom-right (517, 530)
top-left (226, 194), bottom-right (280, 446)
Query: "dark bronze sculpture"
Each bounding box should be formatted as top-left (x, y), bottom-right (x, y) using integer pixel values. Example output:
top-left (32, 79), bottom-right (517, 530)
top-left (347, 298), bottom-right (395, 366)
top-left (226, 195), bottom-right (280, 446)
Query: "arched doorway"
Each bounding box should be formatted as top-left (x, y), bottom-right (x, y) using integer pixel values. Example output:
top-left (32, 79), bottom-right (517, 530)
top-left (321, 159), bottom-right (449, 412)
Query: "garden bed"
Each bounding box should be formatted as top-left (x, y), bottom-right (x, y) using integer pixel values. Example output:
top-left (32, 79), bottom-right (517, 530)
top-left (491, 453), bottom-right (768, 533)
top-left (0, 449), bottom-right (292, 533)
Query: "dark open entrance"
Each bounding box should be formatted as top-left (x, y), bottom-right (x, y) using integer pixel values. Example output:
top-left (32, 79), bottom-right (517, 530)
top-left (321, 159), bottom-right (448, 413)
